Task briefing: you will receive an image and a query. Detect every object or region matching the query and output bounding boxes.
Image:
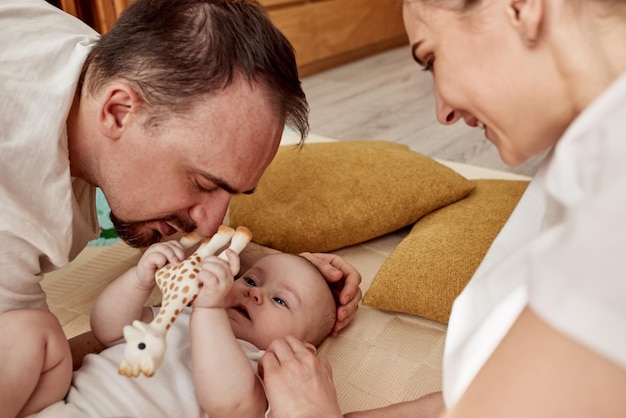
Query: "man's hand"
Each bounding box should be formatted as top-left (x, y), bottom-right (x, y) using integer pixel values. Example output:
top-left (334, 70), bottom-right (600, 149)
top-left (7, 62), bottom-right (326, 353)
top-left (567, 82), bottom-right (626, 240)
top-left (300, 252), bottom-right (362, 335)
top-left (260, 336), bottom-right (343, 418)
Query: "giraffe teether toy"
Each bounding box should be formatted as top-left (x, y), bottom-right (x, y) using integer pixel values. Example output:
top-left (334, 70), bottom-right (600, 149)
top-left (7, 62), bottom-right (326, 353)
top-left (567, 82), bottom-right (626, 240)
top-left (118, 225), bottom-right (252, 378)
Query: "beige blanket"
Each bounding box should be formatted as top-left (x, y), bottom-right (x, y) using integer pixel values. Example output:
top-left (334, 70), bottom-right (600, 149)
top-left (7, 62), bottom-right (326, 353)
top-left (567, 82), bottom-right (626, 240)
top-left (42, 134), bottom-right (529, 413)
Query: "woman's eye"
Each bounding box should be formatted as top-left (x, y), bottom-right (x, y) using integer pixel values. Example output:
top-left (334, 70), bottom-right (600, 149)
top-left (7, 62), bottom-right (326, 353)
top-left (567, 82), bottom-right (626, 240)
top-left (411, 45), bottom-right (434, 73)
top-left (245, 277), bottom-right (257, 287)
top-left (422, 57), bottom-right (434, 72)
top-left (273, 297), bottom-right (287, 308)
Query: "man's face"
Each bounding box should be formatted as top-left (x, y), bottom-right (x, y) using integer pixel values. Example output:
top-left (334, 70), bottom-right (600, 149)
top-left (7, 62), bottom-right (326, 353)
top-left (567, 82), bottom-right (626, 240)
top-left (99, 77), bottom-right (284, 247)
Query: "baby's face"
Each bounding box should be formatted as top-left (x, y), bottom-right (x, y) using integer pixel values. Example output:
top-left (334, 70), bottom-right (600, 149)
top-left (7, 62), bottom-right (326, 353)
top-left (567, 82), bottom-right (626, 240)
top-left (223, 253), bottom-right (331, 349)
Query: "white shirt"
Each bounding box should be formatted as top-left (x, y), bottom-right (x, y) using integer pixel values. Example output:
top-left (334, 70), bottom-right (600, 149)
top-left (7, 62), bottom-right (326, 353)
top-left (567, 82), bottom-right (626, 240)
top-left (0, 0), bottom-right (100, 312)
top-left (64, 308), bottom-right (264, 418)
top-left (443, 72), bottom-right (626, 407)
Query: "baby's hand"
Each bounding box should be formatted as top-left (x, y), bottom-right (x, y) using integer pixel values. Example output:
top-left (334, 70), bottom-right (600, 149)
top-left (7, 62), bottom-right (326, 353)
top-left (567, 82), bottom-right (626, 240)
top-left (135, 240), bottom-right (186, 289)
top-left (192, 254), bottom-right (239, 309)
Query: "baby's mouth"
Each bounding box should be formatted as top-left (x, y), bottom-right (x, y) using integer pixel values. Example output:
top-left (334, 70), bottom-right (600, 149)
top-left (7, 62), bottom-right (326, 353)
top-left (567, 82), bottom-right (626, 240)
top-left (233, 305), bottom-right (250, 320)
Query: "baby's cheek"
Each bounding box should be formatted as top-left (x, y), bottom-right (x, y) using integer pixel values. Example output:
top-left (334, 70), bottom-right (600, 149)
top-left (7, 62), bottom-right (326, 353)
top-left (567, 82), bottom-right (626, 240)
top-left (265, 316), bottom-right (301, 344)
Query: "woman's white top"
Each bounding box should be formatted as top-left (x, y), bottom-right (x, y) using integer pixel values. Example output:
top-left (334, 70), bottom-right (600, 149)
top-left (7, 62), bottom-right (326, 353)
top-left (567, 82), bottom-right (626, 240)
top-left (443, 72), bottom-right (626, 406)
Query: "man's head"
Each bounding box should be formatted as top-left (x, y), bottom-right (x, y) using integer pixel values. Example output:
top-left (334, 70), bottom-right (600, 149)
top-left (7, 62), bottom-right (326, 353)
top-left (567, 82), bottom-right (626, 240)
top-left (73, 0), bottom-right (308, 247)
top-left (224, 253), bottom-right (336, 349)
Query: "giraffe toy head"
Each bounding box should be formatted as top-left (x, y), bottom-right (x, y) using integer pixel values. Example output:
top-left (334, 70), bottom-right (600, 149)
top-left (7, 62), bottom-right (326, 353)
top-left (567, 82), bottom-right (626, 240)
top-left (118, 320), bottom-right (166, 377)
top-left (118, 225), bottom-right (252, 378)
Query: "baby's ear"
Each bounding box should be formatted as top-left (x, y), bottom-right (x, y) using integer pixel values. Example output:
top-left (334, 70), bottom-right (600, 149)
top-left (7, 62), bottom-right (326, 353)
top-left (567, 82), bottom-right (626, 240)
top-left (304, 342), bottom-right (317, 355)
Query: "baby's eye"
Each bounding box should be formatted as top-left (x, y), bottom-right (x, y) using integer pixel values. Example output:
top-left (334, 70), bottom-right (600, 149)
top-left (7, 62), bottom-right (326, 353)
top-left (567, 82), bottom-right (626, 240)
top-left (245, 277), bottom-right (257, 287)
top-left (273, 297), bottom-right (288, 308)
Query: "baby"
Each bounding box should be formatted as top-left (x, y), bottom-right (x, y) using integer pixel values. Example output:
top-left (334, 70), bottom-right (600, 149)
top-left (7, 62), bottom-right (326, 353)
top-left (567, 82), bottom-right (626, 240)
top-left (9, 239), bottom-right (336, 418)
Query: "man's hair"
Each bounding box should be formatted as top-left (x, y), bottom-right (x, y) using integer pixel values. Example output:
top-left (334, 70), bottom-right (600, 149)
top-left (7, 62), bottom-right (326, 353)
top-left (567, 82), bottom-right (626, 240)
top-left (81, 0), bottom-right (308, 139)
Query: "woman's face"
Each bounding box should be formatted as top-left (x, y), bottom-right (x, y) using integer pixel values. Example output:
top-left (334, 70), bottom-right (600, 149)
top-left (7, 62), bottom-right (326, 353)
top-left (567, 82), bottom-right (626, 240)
top-left (402, 0), bottom-right (571, 166)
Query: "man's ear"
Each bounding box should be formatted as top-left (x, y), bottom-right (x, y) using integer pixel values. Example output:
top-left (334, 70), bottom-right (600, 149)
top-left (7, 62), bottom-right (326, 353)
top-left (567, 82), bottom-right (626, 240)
top-left (97, 83), bottom-right (141, 139)
top-left (506, 0), bottom-right (543, 45)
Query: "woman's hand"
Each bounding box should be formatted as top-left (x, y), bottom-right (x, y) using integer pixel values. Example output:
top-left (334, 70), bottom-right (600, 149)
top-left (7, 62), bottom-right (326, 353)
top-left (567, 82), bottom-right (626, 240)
top-left (300, 252), bottom-right (362, 335)
top-left (260, 336), bottom-right (343, 418)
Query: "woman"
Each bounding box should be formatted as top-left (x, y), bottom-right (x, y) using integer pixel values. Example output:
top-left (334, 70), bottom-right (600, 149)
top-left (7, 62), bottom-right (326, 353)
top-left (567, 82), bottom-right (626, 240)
top-left (258, 0), bottom-right (626, 417)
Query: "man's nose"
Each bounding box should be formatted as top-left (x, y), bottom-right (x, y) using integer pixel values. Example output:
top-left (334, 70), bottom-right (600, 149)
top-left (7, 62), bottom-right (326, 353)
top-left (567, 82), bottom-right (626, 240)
top-left (188, 191), bottom-right (232, 236)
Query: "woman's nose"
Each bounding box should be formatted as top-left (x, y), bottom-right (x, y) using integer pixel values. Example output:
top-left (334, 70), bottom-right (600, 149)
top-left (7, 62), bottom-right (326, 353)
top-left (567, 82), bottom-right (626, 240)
top-left (188, 191), bottom-right (232, 236)
top-left (434, 89), bottom-right (461, 126)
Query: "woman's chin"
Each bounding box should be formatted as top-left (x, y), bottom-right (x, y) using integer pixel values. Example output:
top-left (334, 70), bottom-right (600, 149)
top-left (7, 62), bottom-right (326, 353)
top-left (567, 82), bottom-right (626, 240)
top-left (497, 148), bottom-right (529, 167)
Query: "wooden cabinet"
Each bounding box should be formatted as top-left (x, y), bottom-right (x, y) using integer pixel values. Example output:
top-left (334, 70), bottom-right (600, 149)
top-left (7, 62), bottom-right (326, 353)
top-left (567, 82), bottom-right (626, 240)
top-left (261, 0), bottom-right (407, 76)
top-left (60, 0), bottom-right (407, 76)
top-left (90, 0), bottom-right (129, 34)
top-left (59, 0), bottom-right (130, 34)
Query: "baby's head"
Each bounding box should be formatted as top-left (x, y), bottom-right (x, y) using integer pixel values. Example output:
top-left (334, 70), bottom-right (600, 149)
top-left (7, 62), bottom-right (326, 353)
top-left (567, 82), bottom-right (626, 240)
top-left (224, 253), bottom-right (336, 349)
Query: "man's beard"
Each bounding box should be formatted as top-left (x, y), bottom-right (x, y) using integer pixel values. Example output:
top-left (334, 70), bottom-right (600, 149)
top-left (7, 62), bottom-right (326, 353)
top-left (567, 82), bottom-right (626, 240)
top-left (110, 212), bottom-right (196, 248)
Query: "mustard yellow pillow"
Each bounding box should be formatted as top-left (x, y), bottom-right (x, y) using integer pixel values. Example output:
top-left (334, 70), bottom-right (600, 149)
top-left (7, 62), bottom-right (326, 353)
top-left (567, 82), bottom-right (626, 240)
top-left (228, 141), bottom-right (475, 253)
top-left (362, 179), bottom-right (529, 324)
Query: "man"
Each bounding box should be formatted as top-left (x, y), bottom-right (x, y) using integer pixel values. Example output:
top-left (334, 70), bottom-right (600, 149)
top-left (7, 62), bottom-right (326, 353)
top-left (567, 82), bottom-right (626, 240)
top-left (1, 1), bottom-right (360, 411)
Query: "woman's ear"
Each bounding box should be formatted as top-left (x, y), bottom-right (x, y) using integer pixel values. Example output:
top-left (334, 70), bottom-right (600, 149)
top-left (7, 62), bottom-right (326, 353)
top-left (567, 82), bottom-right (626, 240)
top-left (506, 0), bottom-right (544, 46)
top-left (97, 83), bottom-right (141, 139)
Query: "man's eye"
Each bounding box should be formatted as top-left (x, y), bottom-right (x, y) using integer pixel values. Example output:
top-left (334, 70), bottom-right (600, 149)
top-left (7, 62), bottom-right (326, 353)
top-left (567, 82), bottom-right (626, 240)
top-left (194, 180), bottom-right (215, 193)
top-left (273, 297), bottom-right (287, 307)
top-left (245, 277), bottom-right (256, 287)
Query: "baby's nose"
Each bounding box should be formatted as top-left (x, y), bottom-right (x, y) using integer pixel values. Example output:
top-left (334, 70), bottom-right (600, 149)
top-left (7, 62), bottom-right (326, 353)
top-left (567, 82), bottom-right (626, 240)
top-left (246, 288), bottom-right (263, 304)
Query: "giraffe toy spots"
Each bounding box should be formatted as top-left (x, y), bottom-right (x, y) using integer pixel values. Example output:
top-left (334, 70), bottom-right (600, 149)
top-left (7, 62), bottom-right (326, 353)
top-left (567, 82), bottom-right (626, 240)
top-left (118, 225), bottom-right (252, 378)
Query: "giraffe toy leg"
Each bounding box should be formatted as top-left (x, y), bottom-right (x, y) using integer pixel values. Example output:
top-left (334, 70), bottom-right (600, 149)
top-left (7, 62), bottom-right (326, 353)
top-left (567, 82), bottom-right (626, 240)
top-left (193, 225), bottom-right (236, 259)
top-left (217, 226), bottom-right (253, 260)
top-left (118, 225), bottom-right (252, 378)
top-left (179, 231), bottom-right (203, 250)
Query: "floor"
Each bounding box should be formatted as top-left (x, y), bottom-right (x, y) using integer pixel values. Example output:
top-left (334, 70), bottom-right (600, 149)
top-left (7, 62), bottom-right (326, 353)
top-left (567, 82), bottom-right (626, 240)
top-left (300, 46), bottom-right (544, 177)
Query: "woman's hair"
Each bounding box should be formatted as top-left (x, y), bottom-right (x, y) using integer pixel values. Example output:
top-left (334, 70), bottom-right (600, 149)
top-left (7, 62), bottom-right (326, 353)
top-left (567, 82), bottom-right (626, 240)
top-left (420, 0), bottom-right (626, 15)
top-left (82, 0), bottom-right (308, 140)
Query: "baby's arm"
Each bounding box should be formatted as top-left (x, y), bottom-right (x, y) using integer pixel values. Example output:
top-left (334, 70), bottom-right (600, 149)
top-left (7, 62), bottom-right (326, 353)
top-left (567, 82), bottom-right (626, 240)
top-left (190, 253), bottom-right (266, 418)
top-left (90, 240), bottom-right (186, 346)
